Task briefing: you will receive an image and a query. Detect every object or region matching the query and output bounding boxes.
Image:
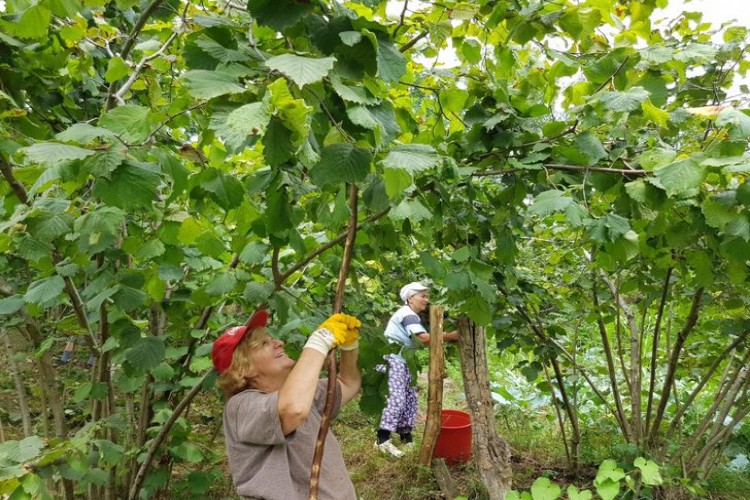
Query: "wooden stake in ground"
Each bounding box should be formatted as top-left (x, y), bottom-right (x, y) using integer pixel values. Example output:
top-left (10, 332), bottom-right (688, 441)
top-left (457, 317), bottom-right (512, 499)
top-left (420, 305), bottom-right (445, 466)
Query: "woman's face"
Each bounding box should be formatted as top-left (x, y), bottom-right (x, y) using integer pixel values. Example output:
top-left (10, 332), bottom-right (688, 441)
top-left (248, 333), bottom-right (295, 381)
top-left (408, 291), bottom-right (429, 313)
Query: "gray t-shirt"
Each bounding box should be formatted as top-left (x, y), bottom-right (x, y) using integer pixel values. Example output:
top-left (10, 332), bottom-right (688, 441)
top-left (223, 379), bottom-right (356, 500)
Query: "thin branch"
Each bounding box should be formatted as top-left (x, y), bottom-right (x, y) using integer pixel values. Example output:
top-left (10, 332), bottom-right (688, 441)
top-left (592, 276), bottom-right (631, 441)
top-left (128, 373), bottom-right (209, 500)
top-left (279, 208), bottom-right (389, 282)
top-left (645, 268), bottom-right (672, 436)
top-left (392, 0), bottom-right (409, 40)
top-left (593, 56), bottom-right (630, 94)
top-left (647, 288), bottom-right (704, 446)
top-left (508, 296), bottom-right (619, 419)
top-left (0, 156), bottom-right (29, 205)
top-left (472, 163), bottom-right (647, 178)
top-left (114, 32), bottom-right (179, 104)
top-left (665, 330), bottom-right (750, 441)
top-left (105, 0), bottom-right (167, 110)
top-left (400, 31), bottom-right (428, 53)
top-left (599, 271), bottom-right (642, 440)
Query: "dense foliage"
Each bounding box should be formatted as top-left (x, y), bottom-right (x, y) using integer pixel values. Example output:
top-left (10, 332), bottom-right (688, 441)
top-left (0, 0), bottom-right (748, 497)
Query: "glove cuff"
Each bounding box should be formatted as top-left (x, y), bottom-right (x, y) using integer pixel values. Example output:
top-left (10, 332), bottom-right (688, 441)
top-left (339, 339), bottom-right (359, 351)
top-left (304, 328), bottom-right (335, 355)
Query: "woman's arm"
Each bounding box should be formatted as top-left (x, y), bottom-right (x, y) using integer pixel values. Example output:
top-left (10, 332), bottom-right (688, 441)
top-left (277, 348), bottom-right (327, 435)
top-left (338, 347), bottom-right (361, 405)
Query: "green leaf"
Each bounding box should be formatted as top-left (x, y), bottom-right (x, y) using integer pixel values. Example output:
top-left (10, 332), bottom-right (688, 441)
top-left (239, 242), bottom-right (269, 266)
top-left (205, 271), bottom-right (238, 295)
top-left (716, 109), bottom-right (750, 138)
top-left (586, 214), bottom-right (631, 243)
top-left (389, 199), bottom-right (431, 222)
top-left (21, 142), bottom-right (95, 165)
top-left (331, 77), bottom-right (379, 105)
top-left (182, 70), bottom-right (245, 99)
top-left (655, 158), bottom-right (706, 198)
top-left (309, 143), bottom-right (372, 186)
top-left (195, 169), bottom-right (245, 211)
top-left (529, 476), bottom-right (561, 500)
top-left (24, 276), bottom-right (65, 307)
top-left (642, 99), bottom-right (670, 128)
top-left (4, 436), bottom-right (45, 463)
top-left (247, 0), bottom-right (312, 31)
top-left (383, 168), bottom-right (413, 199)
top-left (638, 148), bottom-right (677, 170)
top-left (376, 39), bottom-right (407, 83)
top-left (575, 132), bottom-right (607, 165)
top-left (634, 457), bottom-right (663, 486)
top-left (98, 105), bottom-right (153, 143)
top-left (0, 296), bottom-right (25, 315)
top-left (126, 336), bottom-right (166, 372)
top-left (528, 190), bottom-right (573, 216)
top-left (56, 124), bottom-right (117, 144)
top-left (105, 56), bottom-right (131, 83)
top-left (170, 442), bottom-right (204, 463)
top-left (222, 102), bottom-right (272, 147)
top-left (244, 282), bottom-right (274, 302)
top-left (465, 295), bottom-right (492, 325)
top-left (420, 251), bottom-right (446, 280)
top-left (264, 54), bottom-right (336, 88)
top-left (15, 5), bottom-right (51, 40)
top-left (701, 197), bottom-right (737, 230)
top-left (594, 478), bottom-right (620, 500)
top-left (194, 36), bottom-right (250, 63)
top-left (381, 144), bottom-right (441, 174)
top-left (566, 485), bottom-right (593, 500)
top-left (94, 440), bottom-right (125, 467)
top-left (595, 86), bottom-right (649, 112)
top-left (93, 162), bottom-right (161, 209)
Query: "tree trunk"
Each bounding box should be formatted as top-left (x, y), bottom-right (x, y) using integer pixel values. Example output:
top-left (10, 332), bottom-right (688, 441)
top-left (457, 317), bottom-right (512, 499)
top-left (2, 329), bottom-right (32, 437)
top-left (420, 306), bottom-right (444, 466)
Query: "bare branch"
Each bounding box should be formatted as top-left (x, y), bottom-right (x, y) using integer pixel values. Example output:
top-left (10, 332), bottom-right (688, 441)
top-left (0, 156), bottom-right (29, 205)
top-left (648, 288), bottom-right (704, 446)
top-left (114, 32), bottom-right (179, 103)
top-left (105, 0), bottom-right (167, 110)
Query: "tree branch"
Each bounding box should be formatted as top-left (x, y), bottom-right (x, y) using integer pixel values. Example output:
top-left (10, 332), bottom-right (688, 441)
top-left (105, 0), bottom-right (167, 110)
top-left (114, 32), bottom-right (179, 105)
top-left (471, 163), bottom-right (647, 178)
top-left (0, 156), bottom-right (29, 205)
top-left (647, 288), bottom-right (704, 446)
top-left (645, 268), bottom-right (673, 436)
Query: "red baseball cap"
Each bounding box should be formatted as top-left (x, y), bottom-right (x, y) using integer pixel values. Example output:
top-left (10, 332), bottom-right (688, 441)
top-left (212, 309), bottom-right (269, 374)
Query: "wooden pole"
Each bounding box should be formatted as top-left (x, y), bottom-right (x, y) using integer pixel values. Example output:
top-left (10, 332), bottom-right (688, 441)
top-left (308, 184), bottom-right (359, 499)
top-left (419, 305), bottom-right (445, 466)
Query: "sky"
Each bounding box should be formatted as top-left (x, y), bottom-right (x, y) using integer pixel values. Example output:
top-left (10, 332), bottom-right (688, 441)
top-left (658, 0), bottom-right (750, 29)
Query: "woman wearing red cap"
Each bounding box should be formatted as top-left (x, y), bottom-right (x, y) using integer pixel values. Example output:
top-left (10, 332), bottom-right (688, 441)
top-left (212, 310), bottom-right (362, 499)
top-left (374, 282), bottom-right (458, 457)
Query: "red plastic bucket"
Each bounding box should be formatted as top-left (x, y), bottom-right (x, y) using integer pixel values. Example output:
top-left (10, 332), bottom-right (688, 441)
top-left (433, 409), bottom-right (472, 465)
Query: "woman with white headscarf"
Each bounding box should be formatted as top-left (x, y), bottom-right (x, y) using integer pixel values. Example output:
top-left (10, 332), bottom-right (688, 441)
top-left (374, 282), bottom-right (458, 457)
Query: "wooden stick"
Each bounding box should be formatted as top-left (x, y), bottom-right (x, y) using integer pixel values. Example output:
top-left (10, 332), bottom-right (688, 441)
top-left (308, 184), bottom-right (359, 499)
top-left (420, 306), bottom-right (444, 466)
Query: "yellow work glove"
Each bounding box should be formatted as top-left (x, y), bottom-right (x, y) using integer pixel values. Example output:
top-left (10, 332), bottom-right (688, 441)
top-left (333, 313), bottom-right (361, 351)
top-left (304, 314), bottom-right (361, 355)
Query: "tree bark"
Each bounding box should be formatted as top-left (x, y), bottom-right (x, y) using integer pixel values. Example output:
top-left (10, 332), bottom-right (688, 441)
top-left (2, 329), bottom-right (32, 437)
top-left (457, 317), bottom-right (512, 499)
top-left (420, 306), bottom-right (445, 466)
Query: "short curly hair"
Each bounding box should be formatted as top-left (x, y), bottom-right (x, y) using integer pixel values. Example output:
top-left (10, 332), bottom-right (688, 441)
top-left (217, 327), bottom-right (269, 398)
